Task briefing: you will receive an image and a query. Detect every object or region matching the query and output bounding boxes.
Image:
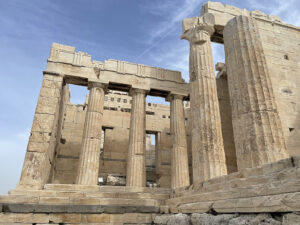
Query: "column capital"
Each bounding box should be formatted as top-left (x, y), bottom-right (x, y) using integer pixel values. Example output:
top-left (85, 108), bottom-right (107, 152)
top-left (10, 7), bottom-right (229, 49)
top-left (166, 93), bottom-right (185, 102)
top-left (129, 88), bottom-right (148, 96)
top-left (88, 82), bottom-right (108, 91)
top-left (182, 26), bottom-right (214, 44)
top-left (181, 15), bottom-right (215, 44)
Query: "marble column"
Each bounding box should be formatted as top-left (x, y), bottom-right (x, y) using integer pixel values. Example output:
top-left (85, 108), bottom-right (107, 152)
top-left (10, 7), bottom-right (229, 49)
top-left (170, 94), bottom-right (190, 189)
top-left (224, 16), bottom-right (289, 170)
top-left (182, 17), bottom-right (227, 184)
top-left (76, 82), bottom-right (106, 185)
top-left (18, 72), bottom-right (64, 190)
top-left (126, 89), bottom-right (147, 187)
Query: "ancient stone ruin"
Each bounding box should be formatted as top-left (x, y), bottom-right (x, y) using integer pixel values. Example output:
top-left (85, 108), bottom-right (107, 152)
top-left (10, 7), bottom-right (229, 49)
top-left (0, 2), bottom-right (299, 225)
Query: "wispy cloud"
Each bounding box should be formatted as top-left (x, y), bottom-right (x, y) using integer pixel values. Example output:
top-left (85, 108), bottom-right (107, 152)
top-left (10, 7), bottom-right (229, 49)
top-left (136, 0), bottom-right (227, 81)
top-left (136, 0), bottom-right (205, 60)
top-left (136, 0), bottom-right (208, 80)
top-left (141, 0), bottom-right (205, 44)
top-left (138, 0), bottom-right (299, 82)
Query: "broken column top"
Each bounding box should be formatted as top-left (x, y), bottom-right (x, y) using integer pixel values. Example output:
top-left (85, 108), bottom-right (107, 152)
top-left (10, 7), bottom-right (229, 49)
top-left (190, 1), bottom-right (299, 44)
top-left (201, 1), bottom-right (282, 24)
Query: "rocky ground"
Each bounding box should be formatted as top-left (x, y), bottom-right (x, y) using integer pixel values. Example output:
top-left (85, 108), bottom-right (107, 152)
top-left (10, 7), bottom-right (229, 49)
top-left (152, 213), bottom-right (300, 225)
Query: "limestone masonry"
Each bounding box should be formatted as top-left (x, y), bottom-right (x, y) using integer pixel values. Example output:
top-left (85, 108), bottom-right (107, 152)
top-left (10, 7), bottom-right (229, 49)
top-left (1, 1), bottom-right (300, 224)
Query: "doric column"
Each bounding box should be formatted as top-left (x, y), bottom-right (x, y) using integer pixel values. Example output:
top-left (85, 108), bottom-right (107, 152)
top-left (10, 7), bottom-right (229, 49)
top-left (76, 82), bottom-right (106, 185)
top-left (223, 16), bottom-right (289, 169)
top-left (18, 73), bottom-right (64, 190)
top-left (182, 16), bottom-right (227, 184)
top-left (126, 88), bottom-right (147, 187)
top-left (169, 94), bottom-right (190, 189)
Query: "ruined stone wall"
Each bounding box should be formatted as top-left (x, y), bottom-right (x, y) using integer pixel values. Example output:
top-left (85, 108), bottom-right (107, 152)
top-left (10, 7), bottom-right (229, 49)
top-left (256, 19), bottom-right (300, 156)
top-left (51, 86), bottom-right (236, 187)
top-left (51, 90), bottom-right (174, 187)
top-left (202, 1), bottom-right (300, 157)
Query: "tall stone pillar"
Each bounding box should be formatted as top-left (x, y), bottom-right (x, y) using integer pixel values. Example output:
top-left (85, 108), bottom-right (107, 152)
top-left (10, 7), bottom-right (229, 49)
top-left (169, 94), bottom-right (190, 189)
top-left (182, 16), bottom-right (227, 184)
top-left (76, 82), bottom-right (106, 185)
top-left (126, 89), bottom-right (147, 187)
top-left (223, 16), bottom-right (289, 170)
top-left (18, 73), bottom-right (64, 190)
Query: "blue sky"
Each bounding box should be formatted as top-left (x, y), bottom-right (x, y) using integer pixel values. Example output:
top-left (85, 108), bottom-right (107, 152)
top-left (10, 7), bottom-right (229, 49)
top-left (0, 0), bottom-right (299, 194)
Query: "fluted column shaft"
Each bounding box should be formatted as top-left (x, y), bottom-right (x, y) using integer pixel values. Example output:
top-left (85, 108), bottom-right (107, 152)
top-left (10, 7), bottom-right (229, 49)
top-left (182, 21), bottom-right (227, 184)
top-left (126, 89), bottom-right (147, 187)
top-left (224, 16), bottom-right (289, 170)
top-left (170, 94), bottom-right (190, 189)
top-left (76, 82), bottom-right (106, 185)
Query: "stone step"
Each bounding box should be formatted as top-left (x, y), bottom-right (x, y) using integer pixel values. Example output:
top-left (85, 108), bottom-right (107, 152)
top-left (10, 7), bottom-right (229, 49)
top-left (43, 184), bottom-right (171, 194)
top-left (166, 161), bottom-right (300, 214)
top-left (0, 194), bottom-right (162, 214)
top-left (9, 189), bottom-right (169, 200)
top-left (0, 212), bottom-right (154, 224)
top-left (0, 194), bottom-right (163, 206)
top-left (173, 161), bottom-right (299, 198)
top-left (167, 177), bottom-right (300, 207)
top-left (170, 191), bottom-right (300, 214)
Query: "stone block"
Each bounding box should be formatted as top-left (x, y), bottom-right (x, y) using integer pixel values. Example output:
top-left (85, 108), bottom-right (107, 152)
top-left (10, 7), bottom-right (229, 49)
top-left (283, 213), bottom-right (300, 225)
top-left (0, 213), bottom-right (49, 223)
top-left (49, 213), bottom-right (81, 223)
top-left (106, 174), bottom-right (126, 186)
top-left (262, 157), bottom-right (293, 175)
top-left (229, 213), bottom-right (281, 225)
top-left (240, 167), bottom-right (263, 178)
top-left (28, 131), bottom-right (51, 144)
top-left (31, 113), bottom-right (55, 133)
top-left (153, 214), bottom-right (172, 224)
top-left (3, 203), bottom-right (35, 213)
top-left (167, 213), bottom-right (190, 225)
top-left (213, 192), bottom-right (300, 213)
top-left (178, 202), bottom-right (213, 214)
top-left (82, 213), bottom-right (111, 223)
top-left (40, 86), bottom-right (61, 98)
top-left (160, 205), bottom-right (170, 214)
top-left (44, 184), bottom-right (99, 191)
top-left (191, 213), bottom-right (238, 225)
top-left (36, 96), bottom-right (60, 114)
top-left (0, 223), bottom-right (32, 225)
top-left (39, 197), bottom-right (70, 205)
top-left (70, 197), bottom-right (100, 205)
top-left (0, 195), bottom-right (39, 204)
top-left (111, 213), bottom-right (153, 223)
top-left (27, 141), bottom-right (50, 153)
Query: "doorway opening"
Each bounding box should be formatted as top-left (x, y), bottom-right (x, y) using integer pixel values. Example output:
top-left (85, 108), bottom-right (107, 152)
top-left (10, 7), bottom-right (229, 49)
top-left (146, 132), bottom-right (157, 187)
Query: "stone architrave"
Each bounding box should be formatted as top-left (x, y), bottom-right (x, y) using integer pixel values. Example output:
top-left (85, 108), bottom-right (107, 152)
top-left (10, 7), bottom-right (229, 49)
top-left (223, 15), bottom-right (289, 169)
top-left (182, 15), bottom-right (227, 184)
top-left (170, 94), bottom-right (190, 189)
top-left (18, 73), bottom-right (64, 190)
top-left (76, 82), bottom-right (106, 185)
top-left (126, 88), bottom-right (147, 187)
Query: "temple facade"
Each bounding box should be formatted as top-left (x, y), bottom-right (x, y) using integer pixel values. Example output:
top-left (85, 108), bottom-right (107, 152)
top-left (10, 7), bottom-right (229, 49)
top-left (0, 2), bottom-right (300, 224)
